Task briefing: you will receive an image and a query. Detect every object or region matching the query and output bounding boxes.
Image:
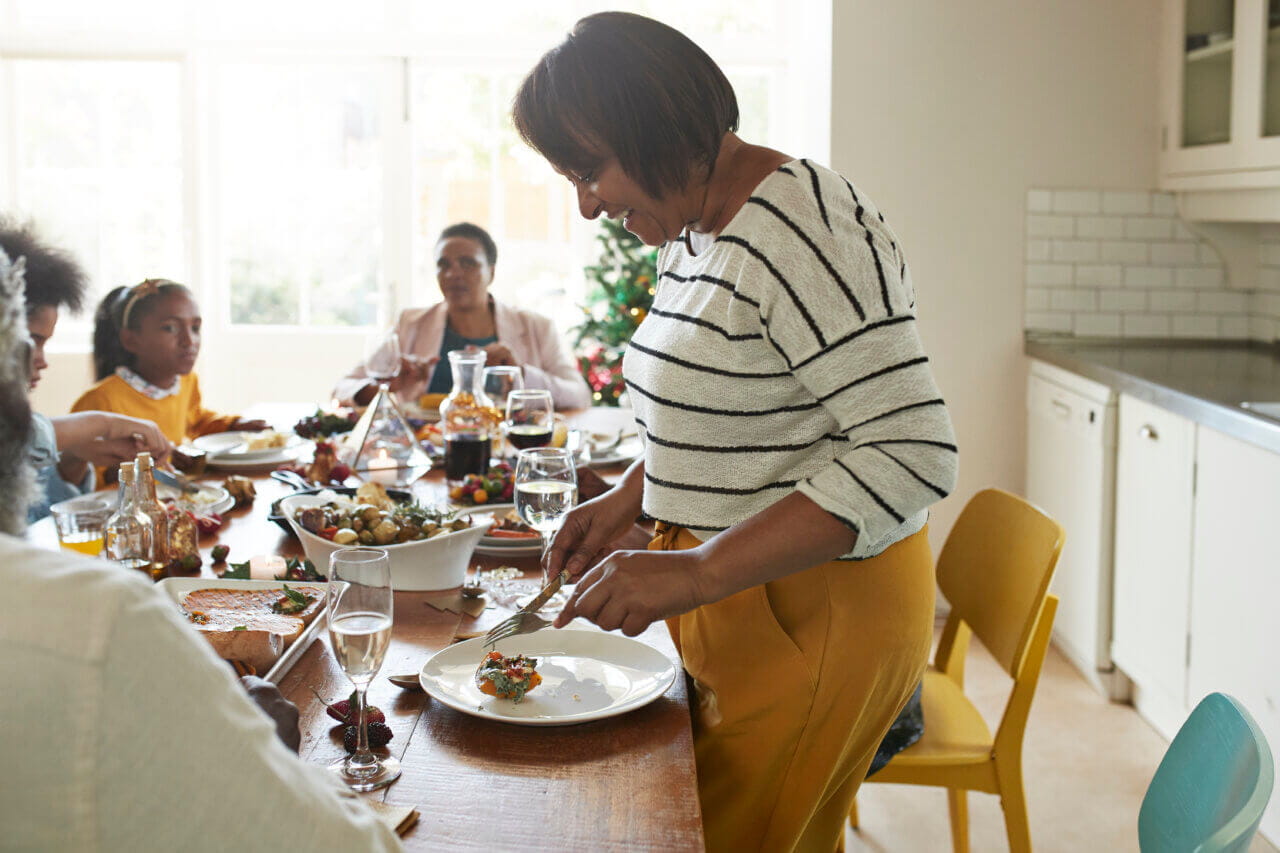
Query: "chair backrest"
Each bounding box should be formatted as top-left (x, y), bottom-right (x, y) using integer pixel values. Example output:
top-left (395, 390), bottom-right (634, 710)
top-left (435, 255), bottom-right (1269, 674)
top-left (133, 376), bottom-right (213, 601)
top-left (936, 488), bottom-right (1065, 678)
top-left (1139, 693), bottom-right (1275, 853)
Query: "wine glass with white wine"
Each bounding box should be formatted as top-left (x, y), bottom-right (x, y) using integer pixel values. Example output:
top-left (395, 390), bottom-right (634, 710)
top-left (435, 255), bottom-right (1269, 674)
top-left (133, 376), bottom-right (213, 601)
top-left (326, 547), bottom-right (400, 791)
top-left (514, 447), bottom-right (577, 610)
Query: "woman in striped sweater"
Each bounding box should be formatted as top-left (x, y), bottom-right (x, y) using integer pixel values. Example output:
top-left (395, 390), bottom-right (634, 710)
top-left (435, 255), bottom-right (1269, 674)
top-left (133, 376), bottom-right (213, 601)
top-left (515, 13), bottom-right (957, 852)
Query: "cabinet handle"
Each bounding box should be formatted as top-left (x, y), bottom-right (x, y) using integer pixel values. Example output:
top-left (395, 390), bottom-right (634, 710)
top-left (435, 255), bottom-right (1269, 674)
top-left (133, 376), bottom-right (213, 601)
top-left (1139, 424), bottom-right (1159, 441)
top-left (1051, 399), bottom-right (1071, 419)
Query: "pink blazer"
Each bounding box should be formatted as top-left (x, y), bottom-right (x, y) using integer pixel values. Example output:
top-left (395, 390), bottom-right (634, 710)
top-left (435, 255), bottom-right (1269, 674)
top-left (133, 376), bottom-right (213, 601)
top-left (334, 300), bottom-right (592, 409)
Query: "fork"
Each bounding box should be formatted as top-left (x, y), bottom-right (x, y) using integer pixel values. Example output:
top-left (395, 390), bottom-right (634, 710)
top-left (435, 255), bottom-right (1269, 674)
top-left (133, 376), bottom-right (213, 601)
top-left (482, 570), bottom-right (568, 647)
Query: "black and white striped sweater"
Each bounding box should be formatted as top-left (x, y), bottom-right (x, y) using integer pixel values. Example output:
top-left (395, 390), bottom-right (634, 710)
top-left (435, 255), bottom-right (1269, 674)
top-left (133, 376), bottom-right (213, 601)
top-left (622, 158), bottom-right (958, 560)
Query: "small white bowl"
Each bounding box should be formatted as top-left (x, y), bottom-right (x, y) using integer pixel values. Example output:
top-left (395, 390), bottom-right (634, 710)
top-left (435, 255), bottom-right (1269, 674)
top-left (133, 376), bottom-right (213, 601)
top-left (279, 494), bottom-right (491, 591)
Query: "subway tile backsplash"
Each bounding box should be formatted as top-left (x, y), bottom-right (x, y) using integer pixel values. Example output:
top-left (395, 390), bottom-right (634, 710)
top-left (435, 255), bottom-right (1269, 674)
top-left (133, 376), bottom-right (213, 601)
top-left (1024, 189), bottom-right (1279, 343)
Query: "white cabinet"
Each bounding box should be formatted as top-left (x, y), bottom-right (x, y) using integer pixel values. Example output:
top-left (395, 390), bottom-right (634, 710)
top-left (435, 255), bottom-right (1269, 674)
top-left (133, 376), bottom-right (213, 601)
top-left (1111, 394), bottom-right (1197, 739)
top-left (1187, 425), bottom-right (1280, 842)
top-left (1160, 0), bottom-right (1280, 190)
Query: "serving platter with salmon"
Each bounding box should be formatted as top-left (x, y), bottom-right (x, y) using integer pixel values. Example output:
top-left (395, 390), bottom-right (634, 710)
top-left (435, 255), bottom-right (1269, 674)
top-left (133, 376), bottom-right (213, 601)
top-left (157, 577), bottom-right (329, 681)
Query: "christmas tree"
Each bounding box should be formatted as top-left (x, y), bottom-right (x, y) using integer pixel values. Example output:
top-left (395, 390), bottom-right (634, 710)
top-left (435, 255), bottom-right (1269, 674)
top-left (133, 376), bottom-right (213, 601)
top-left (573, 218), bottom-right (658, 406)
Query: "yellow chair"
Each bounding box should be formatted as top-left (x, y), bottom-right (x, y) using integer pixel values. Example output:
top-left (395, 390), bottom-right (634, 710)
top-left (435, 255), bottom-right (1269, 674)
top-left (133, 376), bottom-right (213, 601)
top-left (850, 487), bottom-right (1065, 853)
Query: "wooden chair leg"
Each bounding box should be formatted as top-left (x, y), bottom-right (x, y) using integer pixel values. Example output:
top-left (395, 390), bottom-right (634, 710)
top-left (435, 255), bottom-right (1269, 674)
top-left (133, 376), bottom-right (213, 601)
top-left (947, 789), bottom-right (969, 853)
top-left (999, 773), bottom-right (1032, 853)
top-left (848, 795), bottom-right (859, 830)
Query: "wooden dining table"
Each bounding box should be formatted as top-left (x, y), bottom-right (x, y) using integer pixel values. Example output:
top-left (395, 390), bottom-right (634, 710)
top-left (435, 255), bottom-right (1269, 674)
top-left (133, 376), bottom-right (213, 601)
top-left (27, 408), bottom-right (705, 851)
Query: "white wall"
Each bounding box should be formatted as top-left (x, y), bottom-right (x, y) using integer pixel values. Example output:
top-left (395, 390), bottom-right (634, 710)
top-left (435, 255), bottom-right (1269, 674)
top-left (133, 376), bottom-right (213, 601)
top-left (830, 1), bottom-right (1161, 549)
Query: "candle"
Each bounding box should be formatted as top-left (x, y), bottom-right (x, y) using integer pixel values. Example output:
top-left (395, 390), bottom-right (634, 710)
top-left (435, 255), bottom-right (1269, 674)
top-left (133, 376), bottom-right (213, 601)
top-left (249, 554), bottom-right (287, 580)
top-left (367, 448), bottom-right (398, 485)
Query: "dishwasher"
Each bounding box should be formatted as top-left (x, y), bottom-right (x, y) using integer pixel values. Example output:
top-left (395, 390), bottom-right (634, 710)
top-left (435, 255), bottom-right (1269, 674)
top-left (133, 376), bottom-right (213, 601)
top-left (1025, 359), bottom-right (1129, 700)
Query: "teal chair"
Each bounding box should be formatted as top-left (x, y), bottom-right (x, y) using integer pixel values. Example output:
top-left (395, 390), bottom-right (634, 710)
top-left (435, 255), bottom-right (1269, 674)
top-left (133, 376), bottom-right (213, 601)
top-left (1139, 693), bottom-right (1275, 852)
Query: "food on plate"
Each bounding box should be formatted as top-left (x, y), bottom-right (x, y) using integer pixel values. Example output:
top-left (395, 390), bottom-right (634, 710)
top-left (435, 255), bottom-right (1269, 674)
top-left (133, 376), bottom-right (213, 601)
top-left (211, 544), bottom-right (230, 563)
top-left (293, 408), bottom-right (358, 439)
top-left (246, 430), bottom-right (289, 451)
top-left (170, 445), bottom-right (208, 474)
top-left (179, 584), bottom-right (324, 673)
top-left (418, 392), bottom-right (447, 411)
top-left (291, 490), bottom-right (472, 546)
top-left (414, 421), bottom-right (443, 447)
top-left (355, 481), bottom-right (396, 511)
top-left (223, 475), bottom-right (256, 507)
top-left (487, 508), bottom-right (539, 539)
top-left (449, 461), bottom-right (514, 505)
top-left (475, 651), bottom-right (542, 702)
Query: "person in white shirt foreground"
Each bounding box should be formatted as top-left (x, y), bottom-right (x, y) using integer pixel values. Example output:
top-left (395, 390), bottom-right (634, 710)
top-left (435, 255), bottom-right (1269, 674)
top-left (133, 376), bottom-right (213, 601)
top-left (0, 247), bottom-right (401, 851)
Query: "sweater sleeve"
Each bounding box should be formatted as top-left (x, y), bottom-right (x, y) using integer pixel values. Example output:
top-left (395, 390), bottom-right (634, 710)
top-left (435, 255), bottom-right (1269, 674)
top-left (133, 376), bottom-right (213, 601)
top-left (185, 375), bottom-right (241, 437)
top-left (745, 182), bottom-right (957, 557)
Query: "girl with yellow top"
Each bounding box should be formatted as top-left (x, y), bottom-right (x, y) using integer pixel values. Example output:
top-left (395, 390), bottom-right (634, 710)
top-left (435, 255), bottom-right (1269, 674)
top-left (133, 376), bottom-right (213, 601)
top-left (72, 280), bottom-right (267, 446)
top-left (517, 13), bottom-right (958, 852)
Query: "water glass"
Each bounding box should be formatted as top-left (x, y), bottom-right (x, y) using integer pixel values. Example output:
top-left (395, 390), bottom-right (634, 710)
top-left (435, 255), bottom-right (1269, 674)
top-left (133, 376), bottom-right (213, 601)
top-left (514, 447), bottom-right (577, 609)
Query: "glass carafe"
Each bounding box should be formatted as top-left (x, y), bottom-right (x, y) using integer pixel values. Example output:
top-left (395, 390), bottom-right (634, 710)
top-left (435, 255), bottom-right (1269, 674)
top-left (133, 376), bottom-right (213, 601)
top-left (105, 462), bottom-right (155, 578)
top-left (439, 349), bottom-right (498, 485)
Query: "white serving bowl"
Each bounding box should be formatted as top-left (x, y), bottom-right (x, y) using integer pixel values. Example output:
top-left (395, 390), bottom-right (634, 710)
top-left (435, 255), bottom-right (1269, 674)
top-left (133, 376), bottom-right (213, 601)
top-left (279, 494), bottom-right (492, 591)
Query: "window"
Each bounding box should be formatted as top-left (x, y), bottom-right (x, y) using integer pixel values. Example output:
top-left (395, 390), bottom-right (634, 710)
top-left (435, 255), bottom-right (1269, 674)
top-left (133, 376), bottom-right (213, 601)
top-left (3, 58), bottom-right (183, 319)
top-left (0, 0), bottom-right (830, 360)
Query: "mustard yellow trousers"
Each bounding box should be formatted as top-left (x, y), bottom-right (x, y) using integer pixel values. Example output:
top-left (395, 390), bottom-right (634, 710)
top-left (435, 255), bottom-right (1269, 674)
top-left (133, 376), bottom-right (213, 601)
top-left (656, 524), bottom-right (935, 853)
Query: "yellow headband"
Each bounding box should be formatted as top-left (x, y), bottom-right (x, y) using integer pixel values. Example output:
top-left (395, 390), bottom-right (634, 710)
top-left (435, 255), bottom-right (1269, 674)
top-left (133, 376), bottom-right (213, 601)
top-left (119, 279), bottom-right (175, 329)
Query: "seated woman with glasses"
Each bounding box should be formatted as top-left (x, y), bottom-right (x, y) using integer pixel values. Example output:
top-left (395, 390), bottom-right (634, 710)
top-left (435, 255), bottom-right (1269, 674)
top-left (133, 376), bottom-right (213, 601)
top-left (334, 222), bottom-right (591, 410)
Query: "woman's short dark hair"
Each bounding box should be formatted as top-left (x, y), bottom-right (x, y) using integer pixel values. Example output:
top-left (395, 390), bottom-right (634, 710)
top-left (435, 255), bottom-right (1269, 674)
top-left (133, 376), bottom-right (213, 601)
top-left (438, 222), bottom-right (497, 267)
top-left (92, 279), bottom-right (191, 381)
top-left (512, 12), bottom-right (738, 200)
top-left (0, 217), bottom-right (87, 317)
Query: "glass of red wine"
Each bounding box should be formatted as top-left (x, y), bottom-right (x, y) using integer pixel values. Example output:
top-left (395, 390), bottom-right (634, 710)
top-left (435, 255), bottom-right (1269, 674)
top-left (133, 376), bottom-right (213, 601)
top-left (504, 390), bottom-right (554, 453)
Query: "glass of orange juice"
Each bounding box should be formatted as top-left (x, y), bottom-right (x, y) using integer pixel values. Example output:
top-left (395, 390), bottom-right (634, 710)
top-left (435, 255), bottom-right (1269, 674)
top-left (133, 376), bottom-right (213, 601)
top-left (50, 495), bottom-right (112, 557)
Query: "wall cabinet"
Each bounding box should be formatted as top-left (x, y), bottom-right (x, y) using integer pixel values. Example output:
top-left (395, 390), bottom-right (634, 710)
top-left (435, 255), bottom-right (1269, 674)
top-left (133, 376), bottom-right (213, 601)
top-left (1160, 0), bottom-right (1280, 191)
top-left (1111, 395), bottom-right (1197, 739)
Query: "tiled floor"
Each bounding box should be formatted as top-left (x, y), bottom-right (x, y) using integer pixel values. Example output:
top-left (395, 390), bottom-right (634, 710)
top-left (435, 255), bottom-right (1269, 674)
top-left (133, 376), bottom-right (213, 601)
top-left (844, 629), bottom-right (1277, 852)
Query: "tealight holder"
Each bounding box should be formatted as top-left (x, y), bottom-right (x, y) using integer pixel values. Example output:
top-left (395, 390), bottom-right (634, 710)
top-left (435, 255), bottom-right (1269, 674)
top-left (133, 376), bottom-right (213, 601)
top-left (341, 384), bottom-right (432, 487)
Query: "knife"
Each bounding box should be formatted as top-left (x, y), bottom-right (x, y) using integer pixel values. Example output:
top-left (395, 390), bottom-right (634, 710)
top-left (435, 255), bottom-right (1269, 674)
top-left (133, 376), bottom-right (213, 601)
top-left (154, 467), bottom-right (202, 495)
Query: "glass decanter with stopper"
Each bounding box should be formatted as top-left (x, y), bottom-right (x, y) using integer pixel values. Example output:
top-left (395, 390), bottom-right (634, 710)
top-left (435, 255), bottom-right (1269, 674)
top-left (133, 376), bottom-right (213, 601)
top-left (132, 451), bottom-right (171, 578)
top-left (439, 348), bottom-right (500, 485)
top-left (104, 461), bottom-right (155, 578)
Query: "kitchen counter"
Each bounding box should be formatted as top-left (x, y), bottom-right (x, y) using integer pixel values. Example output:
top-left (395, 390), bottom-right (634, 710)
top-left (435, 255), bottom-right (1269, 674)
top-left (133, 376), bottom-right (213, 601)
top-left (1025, 335), bottom-right (1280, 454)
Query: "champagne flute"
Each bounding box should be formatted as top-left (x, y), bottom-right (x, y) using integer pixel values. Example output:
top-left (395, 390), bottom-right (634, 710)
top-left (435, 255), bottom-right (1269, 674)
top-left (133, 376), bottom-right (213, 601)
top-left (505, 389), bottom-right (555, 452)
top-left (326, 547), bottom-right (401, 791)
top-left (514, 447), bottom-right (577, 609)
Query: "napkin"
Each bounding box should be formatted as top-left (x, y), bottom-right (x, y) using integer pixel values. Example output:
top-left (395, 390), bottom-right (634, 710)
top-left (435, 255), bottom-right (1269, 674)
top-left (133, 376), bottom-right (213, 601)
top-left (365, 800), bottom-right (419, 836)
top-left (422, 590), bottom-right (487, 619)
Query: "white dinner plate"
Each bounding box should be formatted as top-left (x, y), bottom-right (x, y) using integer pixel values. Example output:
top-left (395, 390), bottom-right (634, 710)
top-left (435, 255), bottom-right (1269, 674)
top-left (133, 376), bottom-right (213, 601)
top-left (192, 430), bottom-right (306, 461)
top-left (156, 481), bottom-right (234, 515)
top-left (456, 504), bottom-right (544, 557)
top-left (203, 446), bottom-right (306, 470)
top-left (587, 436), bottom-right (643, 468)
top-left (156, 577), bottom-right (329, 683)
top-left (419, 629), bottom-right (677, 726)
